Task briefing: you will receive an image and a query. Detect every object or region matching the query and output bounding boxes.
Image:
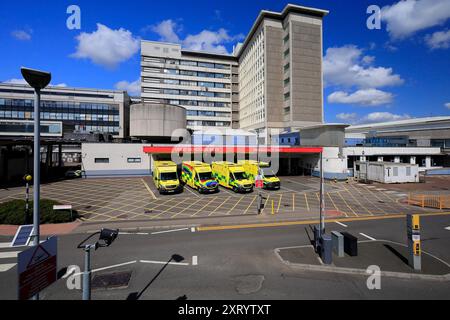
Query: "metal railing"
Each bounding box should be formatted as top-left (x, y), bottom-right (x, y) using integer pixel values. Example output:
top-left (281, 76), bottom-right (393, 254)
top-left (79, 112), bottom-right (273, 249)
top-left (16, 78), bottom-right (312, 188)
top-left (407, 194), bottom-right (450, 210)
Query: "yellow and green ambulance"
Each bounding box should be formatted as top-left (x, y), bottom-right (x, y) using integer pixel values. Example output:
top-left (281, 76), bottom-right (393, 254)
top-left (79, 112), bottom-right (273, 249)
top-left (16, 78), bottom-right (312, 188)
top-left (152, 161), bottom-right (183, 194)
top-left (181, 161), bottom-right (219, 194)
top-left (238, 160), bottom-right (281, 190)
top-left (211, 161), bottom-right (254, 193)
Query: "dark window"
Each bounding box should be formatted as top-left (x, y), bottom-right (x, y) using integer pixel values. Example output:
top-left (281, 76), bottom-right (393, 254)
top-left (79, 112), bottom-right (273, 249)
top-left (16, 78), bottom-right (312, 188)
top-left (94, 158), bottom-right (109, 164)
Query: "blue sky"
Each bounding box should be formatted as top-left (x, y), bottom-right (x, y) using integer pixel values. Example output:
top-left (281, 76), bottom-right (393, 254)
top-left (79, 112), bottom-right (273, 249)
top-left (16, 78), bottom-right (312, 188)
top-left (1, 0), bottom-right (449, 124)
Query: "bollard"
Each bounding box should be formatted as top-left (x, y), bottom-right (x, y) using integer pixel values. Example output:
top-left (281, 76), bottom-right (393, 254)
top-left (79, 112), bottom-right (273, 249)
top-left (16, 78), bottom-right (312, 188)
top-left (271, 200), bottom-right (274, 215)
top-left (331, 231), bottom-right (344, 257)
top-left (320, 235), bottom-right (332, 265)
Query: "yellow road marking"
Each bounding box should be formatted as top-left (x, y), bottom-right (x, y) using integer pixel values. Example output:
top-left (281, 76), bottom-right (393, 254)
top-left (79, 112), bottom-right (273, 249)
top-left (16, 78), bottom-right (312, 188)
top-left (244, 195), bottom-right (257, 215)
top-left (171, 198), bottom-right (205, 219)
top-left (192, 196), bottom-right (220, 217)
top-left (209, 196), bottom-right (232, 216)
top-left (151, 198), bottom-right (191, 219)
top-left (277, 194), bottom-right (282, 213)
top-left (337, 191), bottom-right (358, 217)
top-left (327, 193), bottom-right (348, 217)
top-left (227, 196), bottom-right (245, 215)
top-left (141, 179), bottom-right (157, 200)
top-left (198, 211), bottom-right (450, 232)
top-left (304, 194), bottom-right (310, 211)
top-left (341, 189), bottom-right (372, 216)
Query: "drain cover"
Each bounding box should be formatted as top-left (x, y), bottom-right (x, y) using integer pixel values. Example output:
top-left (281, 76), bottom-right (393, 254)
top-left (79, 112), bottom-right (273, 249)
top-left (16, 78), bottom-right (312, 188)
top-left (92, 271), bottom-right (132, 290)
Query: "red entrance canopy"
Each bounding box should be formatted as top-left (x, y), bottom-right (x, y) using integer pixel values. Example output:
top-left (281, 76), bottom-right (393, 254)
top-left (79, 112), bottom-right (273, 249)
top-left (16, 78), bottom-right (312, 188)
top-left (143, 145), bottom-right (323, 154)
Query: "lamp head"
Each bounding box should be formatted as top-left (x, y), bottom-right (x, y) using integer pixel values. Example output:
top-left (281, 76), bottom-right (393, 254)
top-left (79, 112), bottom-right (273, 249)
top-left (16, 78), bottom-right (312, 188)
top-left (21, 67), bottom-right (51, 90)
top-left (98, 228), bottom-right (119, 247)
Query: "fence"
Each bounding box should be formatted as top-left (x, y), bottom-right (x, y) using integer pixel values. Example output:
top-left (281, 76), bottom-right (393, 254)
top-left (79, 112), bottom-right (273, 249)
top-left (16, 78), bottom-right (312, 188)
top-left (408, 194), bottom-right (450, 210)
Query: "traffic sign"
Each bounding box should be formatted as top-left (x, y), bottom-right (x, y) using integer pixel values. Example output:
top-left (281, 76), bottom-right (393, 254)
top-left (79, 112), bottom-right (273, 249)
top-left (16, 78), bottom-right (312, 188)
top-left (17, 237), bottom-right (57, 300)
top-left (255, 175), bottom-right (263, 189)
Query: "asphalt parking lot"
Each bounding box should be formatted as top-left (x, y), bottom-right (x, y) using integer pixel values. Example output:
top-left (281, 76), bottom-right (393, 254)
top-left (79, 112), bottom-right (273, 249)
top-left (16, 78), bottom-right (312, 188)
top-left (0, 175), bottom-right (444, 222)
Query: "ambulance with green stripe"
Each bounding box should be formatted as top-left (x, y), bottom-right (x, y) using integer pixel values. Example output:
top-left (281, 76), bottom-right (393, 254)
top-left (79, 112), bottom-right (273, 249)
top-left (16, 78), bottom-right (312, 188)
top-left (238, 160), bottom-right (281, 190)
top-left (152, 161), bottom-right (183, 194)
top-left (211, 161), bottom-right (254, 193)
top-left (181, 161), bottom-right (219, 193)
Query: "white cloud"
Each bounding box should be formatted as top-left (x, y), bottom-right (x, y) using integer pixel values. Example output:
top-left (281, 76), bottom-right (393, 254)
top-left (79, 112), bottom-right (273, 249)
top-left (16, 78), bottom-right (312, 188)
top-left (323, 45), bottom-right (403, 89)
top-left (381, 0), bottom-right (450, 39)
top-left (71, 23), bottom-right (139, 69)
top-left (150, 19), bottom-right (244, 54)
top-left (11, 29), bottom-right (32, 41)
top-left (150, 20), bottom-right (180, 43)
top-left (2, 78), bottom-right (28, 85)
top-left (328, 89), bottom-right (394, 106)
top-left (115, 78), bottom-right (141, 96)
top-left (358, 112), bottom-right (411, 124)
top-left (445, 102), bottom-right (450, 109)
top-left (336, 113), bottom-right (358, 121)
top-left (425, 29), bottom-right (450, 49)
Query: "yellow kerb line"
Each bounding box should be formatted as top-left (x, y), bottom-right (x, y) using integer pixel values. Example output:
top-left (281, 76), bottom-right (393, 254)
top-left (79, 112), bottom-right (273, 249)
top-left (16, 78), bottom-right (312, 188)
top-left (197, 211), bottom-right (450, 232)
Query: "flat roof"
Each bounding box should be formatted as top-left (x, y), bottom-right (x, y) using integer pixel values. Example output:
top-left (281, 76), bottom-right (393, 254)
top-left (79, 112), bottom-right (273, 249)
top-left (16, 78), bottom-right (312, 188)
top-left (0, 82), bottom-right (127, 95)
top-left (143, 145), bottom-right (323, 154)
top-left (347, 116), bottom-right (450, 131)
top-left (140, 3), bottom-right (328, 59)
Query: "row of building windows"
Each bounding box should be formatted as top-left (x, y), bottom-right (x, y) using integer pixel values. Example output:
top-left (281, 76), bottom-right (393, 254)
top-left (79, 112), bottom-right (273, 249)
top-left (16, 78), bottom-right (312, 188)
top-left (186, 110), bottom-right (231, 117)
top-left (144, 88), bottom-right (230, 98)
top-left (75, 125), bottom-right (119, 134)
top-left (0, 110), bottom-right (119, 122)
top-left (142, 56), bottom-right (230, 70)
top-left (186, 120), bottom-right (231, 127)
top-left (142, 98), bottom-right (230, 108)
top-left (0, 98), bottom-right (118, 111)
top-left (143, 67), bottom-right (230, 79)
top-left (144, 78), bottom-right (231, 89)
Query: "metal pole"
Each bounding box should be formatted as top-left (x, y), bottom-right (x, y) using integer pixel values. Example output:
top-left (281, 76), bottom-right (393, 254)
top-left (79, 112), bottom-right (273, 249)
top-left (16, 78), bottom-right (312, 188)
top-left (82, 246), bottom-right (92, 300)
top-left (319, 152), bottom-right (325, 236)
top-left (31, 88), bottom-right (41, 300)
top-left (25, 182), bottom-right (29, 224)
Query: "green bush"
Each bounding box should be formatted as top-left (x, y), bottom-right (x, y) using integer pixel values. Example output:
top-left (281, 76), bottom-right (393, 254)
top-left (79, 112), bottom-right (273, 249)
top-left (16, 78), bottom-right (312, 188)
top-left (0, 199), bottom-right (78, 225)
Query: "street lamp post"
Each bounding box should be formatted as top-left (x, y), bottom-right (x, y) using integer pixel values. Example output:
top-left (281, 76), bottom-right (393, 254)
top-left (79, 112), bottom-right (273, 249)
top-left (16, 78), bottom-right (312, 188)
top-left (21, 67), bottom-right (51, 300)
top-left (77, 229), bottom-right (119, 300)
top-left (319, 152), bottom-right (325, 237)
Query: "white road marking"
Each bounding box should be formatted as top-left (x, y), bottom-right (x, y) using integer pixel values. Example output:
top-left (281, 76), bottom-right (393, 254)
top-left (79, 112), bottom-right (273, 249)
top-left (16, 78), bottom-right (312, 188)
top-left (445, 227), bottom-right (450, 231)
top-left (359, 233), bottom-right (377, 241)
top-left (334, 221), bottom-right (348, 227)
top-left (73, 260), bottom-right (138, 277)
top-left (0, 263), bottom-right (16, 272)
top-left (119, 232), bottom-right (149, 235)
top-left (140, 260), bottom-right (190, 266)
top-left (0, 243), bottom-right (11, 248)
top-left (0, 251), bottom-right (20, 259)
top-left (191, 227), bottom-right (196, 233)
top-left (192, 256), bottom-right (198, 266)
top-left (151, 228), bottom-right (190, 235)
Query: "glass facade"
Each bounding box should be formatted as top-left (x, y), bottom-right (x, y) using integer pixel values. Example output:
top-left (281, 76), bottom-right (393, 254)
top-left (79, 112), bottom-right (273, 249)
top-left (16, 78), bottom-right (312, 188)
top-left (0, 98), bottom-right (120, 135)
top-left (0, 120), bottom-right (62, 135)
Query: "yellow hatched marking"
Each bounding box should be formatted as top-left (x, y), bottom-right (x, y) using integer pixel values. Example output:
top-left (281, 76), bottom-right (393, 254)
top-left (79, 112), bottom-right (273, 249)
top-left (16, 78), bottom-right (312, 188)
top-left (304, 194), bottom-right (310, 211)
top-left (209, 196), bottom-right (232, 216)
top-left (327, 193), bottom-right (349, 217)
top-left (141, 179), bottom-right (157, 200)
top-left (277, 194), bottom-right (282, 213)
top-left (151, 198), bottom-right (191, 219)
top-left (336, 191), bottom-right (359, 217)
top-left (244, 195), bottom-right (257, 215)
top-left (227, 196), bottom-right (245, 215)
top-left (192, 197), bottom-right (220, 217)
top-left (170, 198), bottom-right (206, 218)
